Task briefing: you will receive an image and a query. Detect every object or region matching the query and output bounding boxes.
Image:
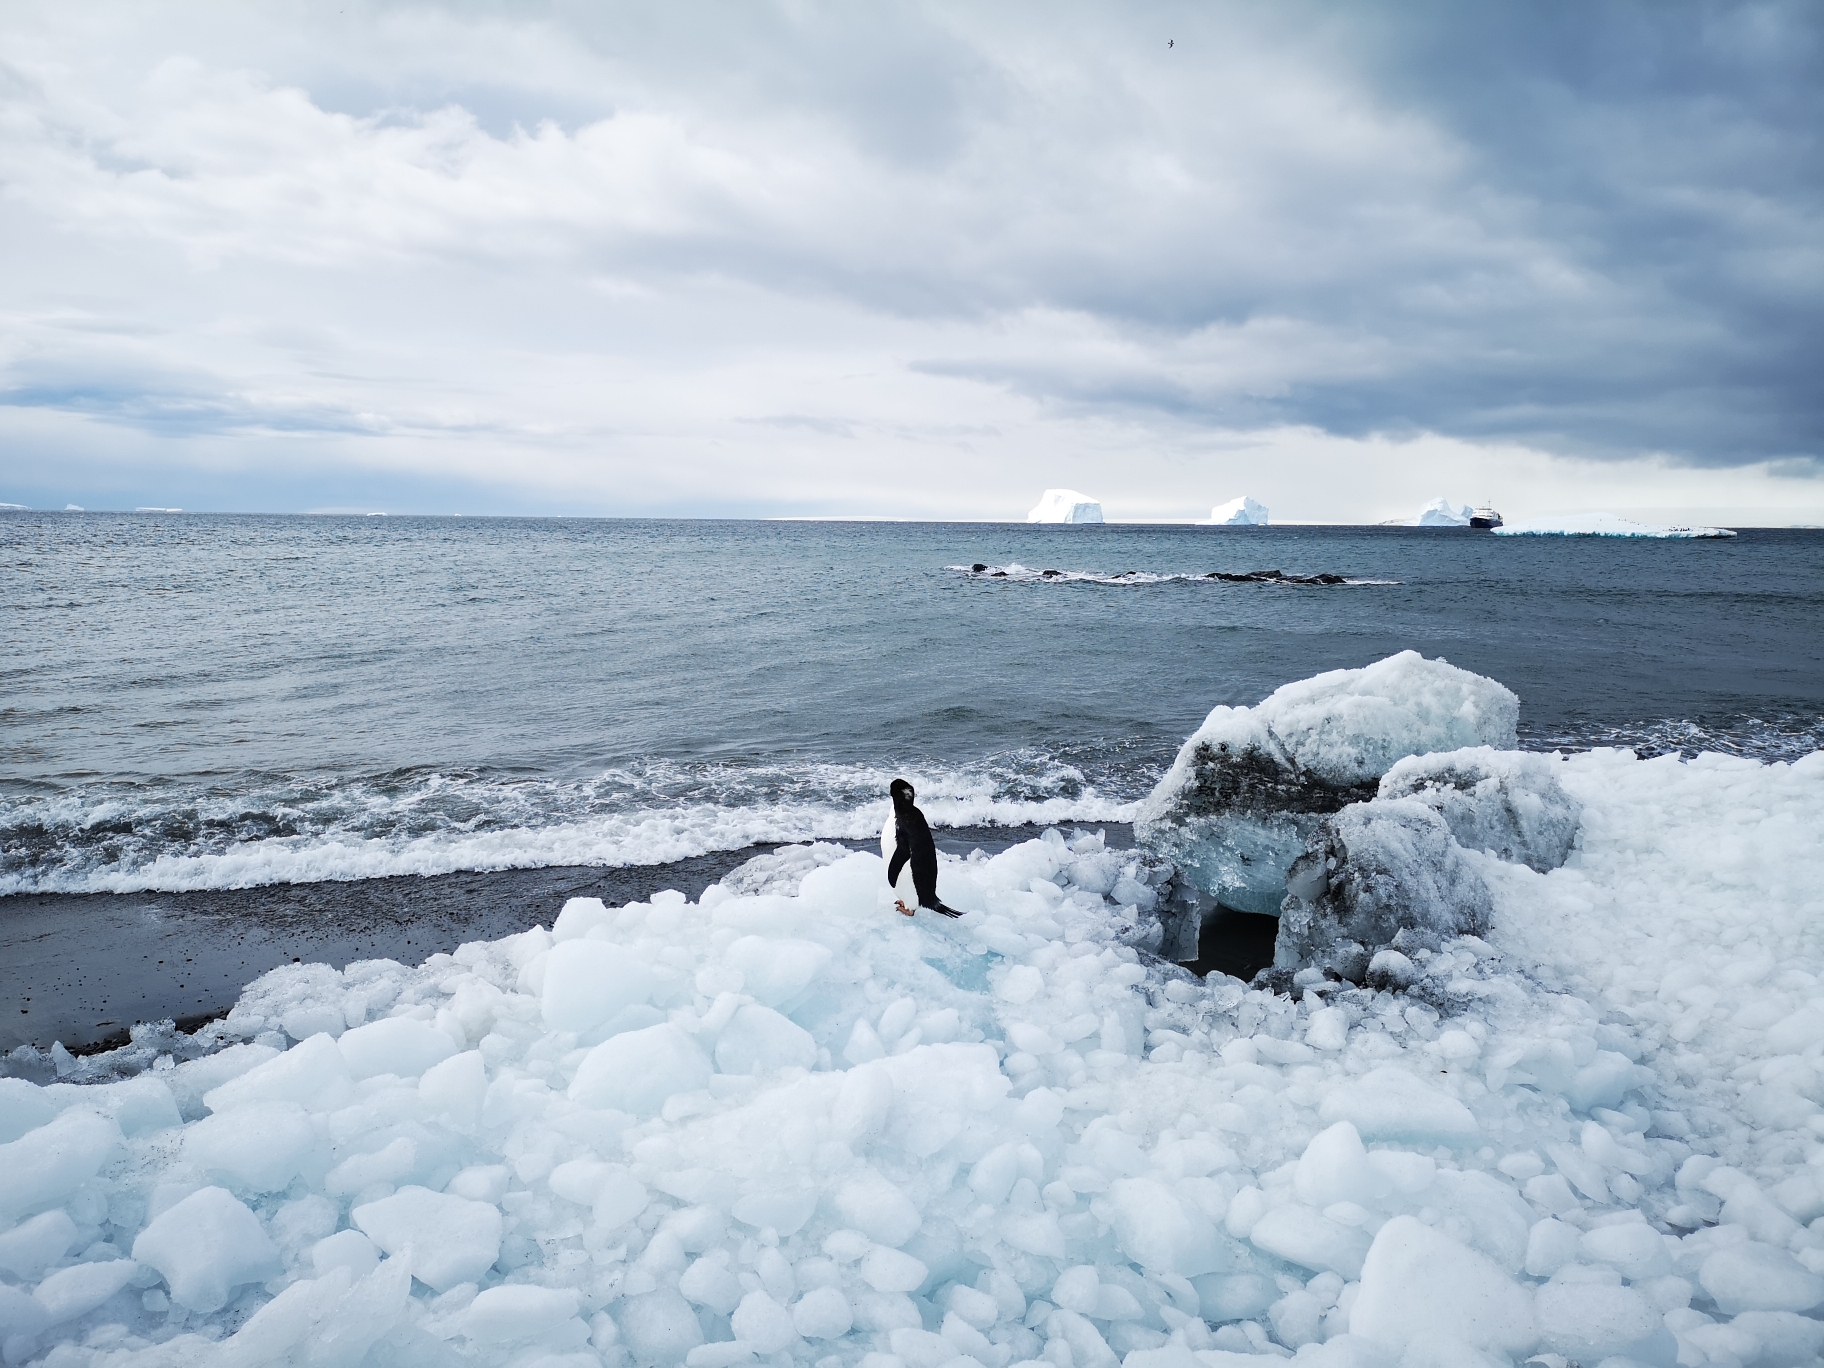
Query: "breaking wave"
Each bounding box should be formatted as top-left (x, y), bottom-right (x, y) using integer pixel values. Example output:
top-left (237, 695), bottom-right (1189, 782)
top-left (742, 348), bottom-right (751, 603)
top-left (0, 750), bottom-right (1156, 896)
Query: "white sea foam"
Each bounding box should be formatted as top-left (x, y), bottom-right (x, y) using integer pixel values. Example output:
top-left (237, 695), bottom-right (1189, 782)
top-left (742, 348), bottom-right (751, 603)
top-left (0, 758), bottom-right (1143, 896)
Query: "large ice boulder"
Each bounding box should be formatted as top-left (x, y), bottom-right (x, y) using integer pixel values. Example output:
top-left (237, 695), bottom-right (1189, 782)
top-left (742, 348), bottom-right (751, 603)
top-left (1379, 747), bottom-right (1582, 872)
top-left (1414, 497), bottom-right (1472, 526)
top-left (1209, 496), bottom-right (1268, 526)
top-left (1027, 489), bottom-right (1105, 524)
top-left (1134, 652), bottom-right (1517, 916)
top-left (1275, 798), bottom-right (1494, 978)
top-left (132, 1187), bottom-right (281, 1312)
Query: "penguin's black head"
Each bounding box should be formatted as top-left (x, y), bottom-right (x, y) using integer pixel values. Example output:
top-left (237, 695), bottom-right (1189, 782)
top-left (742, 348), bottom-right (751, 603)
top-left (889, 778), bottom-right (915, 806)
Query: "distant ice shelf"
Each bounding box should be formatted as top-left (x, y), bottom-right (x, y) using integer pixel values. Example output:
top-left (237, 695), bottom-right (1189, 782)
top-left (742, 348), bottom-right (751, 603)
top-left (1208, 495), bottom-right (1268, 526)
top-left (1495, 512), bottom-right (1736, 539)
top-left (1026, 489), bottom-right (1104, 524)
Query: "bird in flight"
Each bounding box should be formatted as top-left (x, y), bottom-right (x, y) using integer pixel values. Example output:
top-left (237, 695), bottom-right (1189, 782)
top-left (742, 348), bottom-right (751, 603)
top-left (1168, 38), bottom-right (1174, 48)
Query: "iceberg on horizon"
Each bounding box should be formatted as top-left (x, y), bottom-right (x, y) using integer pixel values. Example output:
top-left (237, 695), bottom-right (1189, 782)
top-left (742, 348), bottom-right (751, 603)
top-left (1413, 497), bottom-right (1472, 527)
top-left (1026, 488), bottom-right (1105, 524)
top-left (1208, 495), bottom-right (1268, 526)
top-left (1495, 511), bottom-right (1736, 538)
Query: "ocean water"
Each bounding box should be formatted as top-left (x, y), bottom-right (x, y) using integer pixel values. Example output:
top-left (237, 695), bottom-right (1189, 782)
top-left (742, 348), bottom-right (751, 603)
top-left (3, 511), bottom-right (1821, 895)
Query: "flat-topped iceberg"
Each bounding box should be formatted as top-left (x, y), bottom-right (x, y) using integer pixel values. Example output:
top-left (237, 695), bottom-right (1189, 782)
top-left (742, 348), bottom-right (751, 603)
top-left (1026, 490), bottom-right (1104, 524)
top-left (1495, 512), bottom-right (1736, 538)
top-left (1413, 497), bottom-right (1472, 527)
top-left (1207, 496), bottom-right (1268, 526)
top-left (1133, 651), bottom-right (1518, 916)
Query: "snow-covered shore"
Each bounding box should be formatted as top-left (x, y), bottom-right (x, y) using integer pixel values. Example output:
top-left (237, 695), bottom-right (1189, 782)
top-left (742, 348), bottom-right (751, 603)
top-left (2, 672), bottom-right (1822, 1368)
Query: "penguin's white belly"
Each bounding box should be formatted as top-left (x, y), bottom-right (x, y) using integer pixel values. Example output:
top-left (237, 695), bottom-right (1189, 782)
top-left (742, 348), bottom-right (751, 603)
top-left (882, 815), bottom-right (917, 900)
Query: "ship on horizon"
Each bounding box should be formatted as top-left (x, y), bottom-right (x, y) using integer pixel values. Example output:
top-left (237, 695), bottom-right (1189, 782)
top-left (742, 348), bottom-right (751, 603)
top-left (1470, 503), bottom-right (1504, 529)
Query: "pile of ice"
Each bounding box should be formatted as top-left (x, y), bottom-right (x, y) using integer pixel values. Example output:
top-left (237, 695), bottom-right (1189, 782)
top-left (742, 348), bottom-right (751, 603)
top-left (1027, 493), bottom-right (1105, 526)
top-left (6, 666), bottom-right (1824, 1368)
top-left (1494, 514), bottom-right (1736, 539)
top-left (1133, 652), bottom-right (1519, 917)
top-left (1207, 500), bottom-right (1268, 528)
top-left (1411, 500), bottom-right (1472, 528)
top-left (1273, 749), bottom-right (1583, 982)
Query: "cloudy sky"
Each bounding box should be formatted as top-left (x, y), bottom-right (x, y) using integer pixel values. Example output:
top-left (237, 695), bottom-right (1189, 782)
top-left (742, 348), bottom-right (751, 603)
top-left (1, 0), bottom-right (1819, 522)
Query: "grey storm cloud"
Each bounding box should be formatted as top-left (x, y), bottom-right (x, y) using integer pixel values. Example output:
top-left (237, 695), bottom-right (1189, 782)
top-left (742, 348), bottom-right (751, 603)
top-left (0, 0), bottom-right (1818, 516)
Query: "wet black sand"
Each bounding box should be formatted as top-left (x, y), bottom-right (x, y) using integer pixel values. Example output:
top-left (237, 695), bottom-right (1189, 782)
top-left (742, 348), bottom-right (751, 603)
top-left (1, 824), bottom-right (1134, 1053)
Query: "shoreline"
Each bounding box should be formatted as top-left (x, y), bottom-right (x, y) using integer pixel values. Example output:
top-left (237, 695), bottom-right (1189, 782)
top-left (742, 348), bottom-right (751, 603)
top-left (0, 822), bottom-right (1132, 1054)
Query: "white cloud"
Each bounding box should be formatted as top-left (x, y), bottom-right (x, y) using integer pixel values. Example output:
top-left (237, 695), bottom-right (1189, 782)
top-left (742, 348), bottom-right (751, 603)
top-left (0, 0), bottom-right (1818, 517)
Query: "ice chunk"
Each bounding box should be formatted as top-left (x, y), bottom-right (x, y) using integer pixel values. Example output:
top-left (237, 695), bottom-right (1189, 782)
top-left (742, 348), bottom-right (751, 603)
top-left (713, 1004), bottom-right (816, 1075)
top-left (1349, 1216), bottom-right (1536, 1358)
top-left (0, 1284), bottom-right (50, 1343)
top-left (132, 1186), bottom-right (281, 1312)
top-left (1533, 1282), bottom-right (1669, 1363)
top-left (0, 1209), bottom-right (79, 1279)
top-left (183, 1101), bottom-right (317, 1192)
top-left (1730, 1310), bottom-right (1824, 1366)
top-left (541, 939), bottom-right (659, 1034)
top-left (732, 1290), bottom-right (797, 1353)
top-left (858, 1247), bottom-right (927, 1293)
top-left (620, 1288), bottom-right (704, 1365)
top-left (1027, 489), bottom-right (1105, 524)
top-left (311, 1229), bottom-right (380, 1279)
top-left (1093, 1177), bottom-right (1229, 1277)
top-left (203, 1032), bottom-right (355, 1113)
top-left (1580, 1221), bottom-right (1673, 1281)
top-left (793, 1286), bottom-right (853, 1339)
top-left (724, 937), bottom-right (833, 1008)
top-left (73, 1075), bottom-right (180, 1138)
top-left (1276, 799), bottom-right (1493, 975)
top-left (1247, 1204), bottom-right (1370, 1278)
top-left (1294, 1122), bottom-right (1385, 1209)
top-left (1208, 496), bottom-right (1268, 526)
top-left (31, 1260), bottom-right (139, 1326)
top-left (570, 1022), bottom-right (713, 1115)
top-left (336, 1017), bottom-right (458, 1079)
top-left (830, 1169), bottom-right (922, 1247)
top-left (352, 1186), bottom-right (503, 1291)
top-left (1135, 652), bottom-right (1517, 913)
top-left (419, 1049), bottom-right (488, 1128)
top-left (0, 1107), bottom-right (121, 1220)
top-left (552, 896), bottom-right (612, 940)
top-left (1318, 1068), bottom-right (1480, 1145)
top-left (1379, 747), bottom-right (1581, 871)
top-left (0, 1078), bottom-right (57, 1144)
top-left (1698, 1241), bottom-right (1824, 1313)
top-left (719, 843), bottom-right (853, 898)
top-left (459, 1285), bottom-right (582, 1343)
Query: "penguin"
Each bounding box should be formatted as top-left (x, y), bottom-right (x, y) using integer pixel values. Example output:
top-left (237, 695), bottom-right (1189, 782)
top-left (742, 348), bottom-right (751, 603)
top-left (881, 778), bottom-right (964, 918)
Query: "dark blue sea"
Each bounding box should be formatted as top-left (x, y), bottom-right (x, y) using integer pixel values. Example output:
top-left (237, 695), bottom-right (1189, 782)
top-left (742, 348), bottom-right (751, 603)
top-left (4, 511), bottom-right (1821, 895)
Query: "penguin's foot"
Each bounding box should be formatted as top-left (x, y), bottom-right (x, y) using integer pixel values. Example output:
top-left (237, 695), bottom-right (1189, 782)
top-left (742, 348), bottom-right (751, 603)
top-left (895, 900), bottom-right (916, 917)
